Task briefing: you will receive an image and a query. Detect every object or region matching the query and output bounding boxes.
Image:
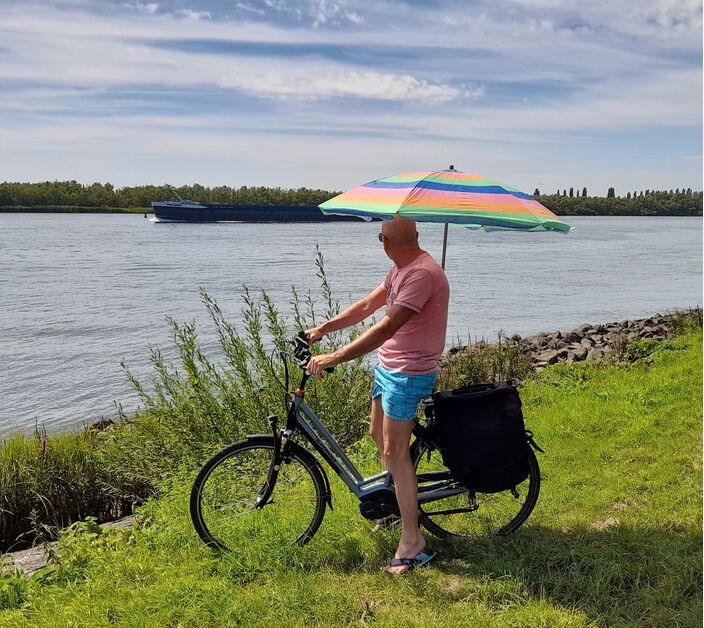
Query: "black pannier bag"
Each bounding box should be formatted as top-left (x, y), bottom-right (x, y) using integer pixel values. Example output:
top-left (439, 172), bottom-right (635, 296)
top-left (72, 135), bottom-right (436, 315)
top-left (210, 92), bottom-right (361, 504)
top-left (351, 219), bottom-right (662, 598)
top-left (428, 381), bottom-right (531, 493)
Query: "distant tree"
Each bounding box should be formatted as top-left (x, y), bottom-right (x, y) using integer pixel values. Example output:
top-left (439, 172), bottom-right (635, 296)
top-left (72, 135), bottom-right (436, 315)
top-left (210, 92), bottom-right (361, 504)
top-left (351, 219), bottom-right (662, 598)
top-left (687, 188), bottom-right (692, 194)
top-left (569, 187), bottom-right (574, 197)
top-left (645, 189), bottom-right (650, 196)
top-left (563, 189), bottom-right (567, 196)
top-left (639, 191), bottom-right (643, 197)
top-left (626, 192), bottom-right (631, 199)
top-left (534, 188), bottom-right (540, 196)
top-left (607, 187), bottom-right (615, 198)
top-left (582, 187), bottom-right (587, 197)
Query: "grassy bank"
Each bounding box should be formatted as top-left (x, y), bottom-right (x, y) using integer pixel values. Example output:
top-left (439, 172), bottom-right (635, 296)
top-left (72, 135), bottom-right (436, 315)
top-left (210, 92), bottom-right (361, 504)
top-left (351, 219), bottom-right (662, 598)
top-left (0, 430), bottom-right (145, 552)
top-left (1, 323), bottom-right (701, 626)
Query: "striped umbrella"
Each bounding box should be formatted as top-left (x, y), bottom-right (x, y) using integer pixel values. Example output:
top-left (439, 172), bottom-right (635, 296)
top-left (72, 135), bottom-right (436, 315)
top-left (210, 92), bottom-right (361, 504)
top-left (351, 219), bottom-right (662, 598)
top-left (319, 167), bottom-right (571, 268)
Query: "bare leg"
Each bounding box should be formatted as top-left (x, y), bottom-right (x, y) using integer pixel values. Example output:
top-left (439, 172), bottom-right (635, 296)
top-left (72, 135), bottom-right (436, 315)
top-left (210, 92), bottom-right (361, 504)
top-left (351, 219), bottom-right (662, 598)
top-left (382, 415), bottom-right (426, 574)
top-left (369, 397), bottom-right (384, 461)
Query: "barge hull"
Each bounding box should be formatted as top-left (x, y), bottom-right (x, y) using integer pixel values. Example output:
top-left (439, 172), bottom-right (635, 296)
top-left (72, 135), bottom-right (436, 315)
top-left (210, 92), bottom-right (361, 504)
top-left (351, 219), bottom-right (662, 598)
top-left (151, 202), bottom-right (369, 223)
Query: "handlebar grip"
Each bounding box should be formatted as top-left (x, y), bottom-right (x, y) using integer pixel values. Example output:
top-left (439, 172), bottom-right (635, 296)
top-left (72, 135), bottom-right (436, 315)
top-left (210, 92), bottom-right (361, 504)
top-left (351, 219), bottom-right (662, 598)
top-left (294, 331), bottom-right (334, 374)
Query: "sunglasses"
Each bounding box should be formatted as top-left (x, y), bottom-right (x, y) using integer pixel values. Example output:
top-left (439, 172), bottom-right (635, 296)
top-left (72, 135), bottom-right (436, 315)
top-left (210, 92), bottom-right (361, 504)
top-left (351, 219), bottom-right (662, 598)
top-left (377, 233), bottom-right (385, 242)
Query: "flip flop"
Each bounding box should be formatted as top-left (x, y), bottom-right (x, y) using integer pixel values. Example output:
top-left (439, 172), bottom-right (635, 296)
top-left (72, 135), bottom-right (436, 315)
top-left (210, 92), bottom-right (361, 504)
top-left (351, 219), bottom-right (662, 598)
top-left (382, 551), bottom-right (436, 575)
top-left (371, 514), bottom-right (401, 532)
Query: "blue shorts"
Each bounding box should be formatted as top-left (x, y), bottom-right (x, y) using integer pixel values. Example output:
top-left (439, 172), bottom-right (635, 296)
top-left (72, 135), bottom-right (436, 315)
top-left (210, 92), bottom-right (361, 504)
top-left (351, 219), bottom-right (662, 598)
top-left (371, 364), bottom-right (437, 421)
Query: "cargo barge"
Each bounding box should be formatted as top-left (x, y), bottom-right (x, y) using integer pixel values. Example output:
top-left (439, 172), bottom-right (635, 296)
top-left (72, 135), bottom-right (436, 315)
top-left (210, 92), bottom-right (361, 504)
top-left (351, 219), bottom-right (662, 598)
top-left (151, 200), bottom-right (366, 223)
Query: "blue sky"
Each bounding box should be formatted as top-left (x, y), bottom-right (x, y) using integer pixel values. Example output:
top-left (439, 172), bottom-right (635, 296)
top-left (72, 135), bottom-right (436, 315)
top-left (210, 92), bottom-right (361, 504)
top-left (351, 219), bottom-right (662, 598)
top-left (0, 0), bottom-right (701, 195)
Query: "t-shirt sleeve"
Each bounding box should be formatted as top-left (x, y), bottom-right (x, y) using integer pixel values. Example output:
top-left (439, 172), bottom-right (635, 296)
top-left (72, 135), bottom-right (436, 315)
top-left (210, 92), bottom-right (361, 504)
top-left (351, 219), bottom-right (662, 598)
top-left (393, 268), bottom-right (434, 313)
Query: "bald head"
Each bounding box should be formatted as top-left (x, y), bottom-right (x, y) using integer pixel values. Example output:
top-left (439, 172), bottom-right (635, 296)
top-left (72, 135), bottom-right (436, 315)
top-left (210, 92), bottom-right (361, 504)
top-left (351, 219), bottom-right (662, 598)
top-left (382, 215), bottom-right (418, 245)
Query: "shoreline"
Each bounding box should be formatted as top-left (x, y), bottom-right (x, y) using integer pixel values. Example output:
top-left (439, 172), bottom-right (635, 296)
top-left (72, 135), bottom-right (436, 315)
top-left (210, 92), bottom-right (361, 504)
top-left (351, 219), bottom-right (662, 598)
top-left (443, 309), bottom-right (700, 372)
top-left (2, 307), bottom-right (700, 571)
top-left (1, 308), bottom-right (700, 444)
top-left (1, 207), bottom-right (702, 217)
top-left (0, 307), bottom-right (702, 553)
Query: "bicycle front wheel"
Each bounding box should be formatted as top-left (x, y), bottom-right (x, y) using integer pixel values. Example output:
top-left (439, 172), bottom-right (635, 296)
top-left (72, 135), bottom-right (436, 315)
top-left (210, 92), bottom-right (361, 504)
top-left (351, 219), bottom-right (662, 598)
top-left (190, 436), bottom-right (327, 550)
top-left (412, 440), bottom-right (540, 538)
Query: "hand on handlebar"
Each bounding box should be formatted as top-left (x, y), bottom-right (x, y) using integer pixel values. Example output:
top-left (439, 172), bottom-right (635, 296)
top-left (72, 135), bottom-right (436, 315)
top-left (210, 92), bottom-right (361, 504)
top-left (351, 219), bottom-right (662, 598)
top-left (307, 353), bottom-right (339, 378)
top-left (304, 327), bottom-right (324, 344)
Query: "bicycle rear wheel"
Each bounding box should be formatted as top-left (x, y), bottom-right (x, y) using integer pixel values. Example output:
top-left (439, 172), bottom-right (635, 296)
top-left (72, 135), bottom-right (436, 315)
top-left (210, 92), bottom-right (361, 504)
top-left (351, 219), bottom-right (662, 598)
top-left (190, 436), bottom-right (327, 550)
top-left (412, 440), bottom-right (540, 538)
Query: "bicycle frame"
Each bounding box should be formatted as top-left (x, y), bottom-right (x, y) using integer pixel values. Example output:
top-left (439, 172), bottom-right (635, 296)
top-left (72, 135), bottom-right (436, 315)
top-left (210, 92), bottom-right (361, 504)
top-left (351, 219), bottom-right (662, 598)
top-left (287, 392), bottom-right (465, 506)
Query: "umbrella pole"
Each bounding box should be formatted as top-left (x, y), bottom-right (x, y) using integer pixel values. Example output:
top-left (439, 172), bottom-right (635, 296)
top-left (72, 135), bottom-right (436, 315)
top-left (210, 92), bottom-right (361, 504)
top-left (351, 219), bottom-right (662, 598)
top-left (441, 222), bottom-right (448, 269)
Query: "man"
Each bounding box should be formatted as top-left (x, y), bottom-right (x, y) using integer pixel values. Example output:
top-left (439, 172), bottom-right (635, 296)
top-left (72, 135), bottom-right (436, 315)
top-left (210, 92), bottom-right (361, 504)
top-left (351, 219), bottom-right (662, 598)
top-left (306, 215), bottom-right (450, 575)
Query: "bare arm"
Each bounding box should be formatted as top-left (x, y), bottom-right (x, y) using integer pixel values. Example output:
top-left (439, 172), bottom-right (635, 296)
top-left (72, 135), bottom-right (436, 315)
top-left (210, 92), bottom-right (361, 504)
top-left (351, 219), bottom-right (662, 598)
top-left (307, 304), bottom-right (416, 376)
top-left (306, 283), bottom-right (386, 342)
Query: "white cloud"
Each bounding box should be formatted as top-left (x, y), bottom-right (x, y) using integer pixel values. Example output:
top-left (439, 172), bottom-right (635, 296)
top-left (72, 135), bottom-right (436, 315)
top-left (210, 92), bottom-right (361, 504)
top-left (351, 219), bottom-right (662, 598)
top-left (177, 8), bottom-right (211, 20)
top-left (123, 2), bottom-right (159, 14)
top-left (218, 70), bottom-right (462, 102)
top-left (262, 0), bottom-right (365, 26)
top-left (236, 2), bottom-right (266, 16)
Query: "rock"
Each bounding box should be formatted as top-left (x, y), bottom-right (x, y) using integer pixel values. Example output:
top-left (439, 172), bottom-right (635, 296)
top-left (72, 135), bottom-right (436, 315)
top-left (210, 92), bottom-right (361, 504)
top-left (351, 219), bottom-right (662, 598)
top-left (572, 346), bottom-right (589, 361)
top-left (90, 417), bottom-right (115, 431)
top-left (580, 337), bottom-right (594, 349)
top-left (562, 331), bottom-right (581, 344)
top-left (588, 348), bottom-right (605, 361)
top-left (536, 350), bottom-right (560, 365)
top-left (510, 334), bottom-right (522, 342)
top-left (6, 516), bottom-right (135, 578)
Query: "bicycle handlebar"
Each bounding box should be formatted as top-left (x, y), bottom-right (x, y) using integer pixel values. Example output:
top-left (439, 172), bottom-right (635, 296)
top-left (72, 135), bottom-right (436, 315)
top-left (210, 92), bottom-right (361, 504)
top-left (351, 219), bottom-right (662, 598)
top-left (290, 331), bottom-right (335, 374)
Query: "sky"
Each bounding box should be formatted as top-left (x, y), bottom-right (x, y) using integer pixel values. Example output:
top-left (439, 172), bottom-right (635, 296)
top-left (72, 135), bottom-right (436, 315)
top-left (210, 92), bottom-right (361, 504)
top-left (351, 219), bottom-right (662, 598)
top-left (0, 0), bottom-right (702, 195)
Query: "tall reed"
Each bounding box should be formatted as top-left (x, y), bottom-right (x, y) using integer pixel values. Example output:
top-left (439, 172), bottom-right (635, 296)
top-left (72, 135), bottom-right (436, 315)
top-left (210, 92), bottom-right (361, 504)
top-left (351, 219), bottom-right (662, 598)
top-left (103, 245), bottom-right (374, 482)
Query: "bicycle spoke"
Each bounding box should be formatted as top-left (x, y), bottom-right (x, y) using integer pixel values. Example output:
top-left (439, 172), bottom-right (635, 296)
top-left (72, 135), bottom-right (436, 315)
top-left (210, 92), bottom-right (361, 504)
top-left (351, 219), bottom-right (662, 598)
top-left (191, 440), bottom-right (326, 550)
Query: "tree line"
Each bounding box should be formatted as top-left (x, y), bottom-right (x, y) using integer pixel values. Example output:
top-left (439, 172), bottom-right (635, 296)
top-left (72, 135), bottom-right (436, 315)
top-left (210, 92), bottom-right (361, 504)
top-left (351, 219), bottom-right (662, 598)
top-left (0, 181), bottom-right (701, 216)
top-left (0, 181), bottom-right (337, 209)
top-left (537, 190), bottom-right (702, 216)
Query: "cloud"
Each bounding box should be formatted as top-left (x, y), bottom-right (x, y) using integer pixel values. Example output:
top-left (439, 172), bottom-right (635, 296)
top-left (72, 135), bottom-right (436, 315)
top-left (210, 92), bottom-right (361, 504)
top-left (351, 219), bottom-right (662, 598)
top-left (217, 70), bottom-right (463, 102)
top-left (236, 2), bottom-right (266, 16)
top-left (177, 8), bottom-right (211, 20)
top-left (123, 2), bottom-right (159, 14)
top-left (261, 0), bottom-right (365, 26)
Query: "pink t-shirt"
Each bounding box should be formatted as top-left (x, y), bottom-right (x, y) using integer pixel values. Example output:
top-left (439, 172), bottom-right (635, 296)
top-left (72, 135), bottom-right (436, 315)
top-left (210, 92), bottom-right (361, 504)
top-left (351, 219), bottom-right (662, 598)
top-left (377, 252), bottom-right (450, 374)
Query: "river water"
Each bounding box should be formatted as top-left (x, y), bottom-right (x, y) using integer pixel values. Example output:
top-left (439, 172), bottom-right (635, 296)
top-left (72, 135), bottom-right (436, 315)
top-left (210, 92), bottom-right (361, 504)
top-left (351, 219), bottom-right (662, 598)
top-left (1, 214), bottom-right (701, 438)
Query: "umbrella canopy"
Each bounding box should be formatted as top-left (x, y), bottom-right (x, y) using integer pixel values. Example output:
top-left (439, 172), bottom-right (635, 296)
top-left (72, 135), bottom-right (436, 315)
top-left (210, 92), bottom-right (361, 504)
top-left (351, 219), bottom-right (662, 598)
top-left (319, 168), bottom-right (570, 267)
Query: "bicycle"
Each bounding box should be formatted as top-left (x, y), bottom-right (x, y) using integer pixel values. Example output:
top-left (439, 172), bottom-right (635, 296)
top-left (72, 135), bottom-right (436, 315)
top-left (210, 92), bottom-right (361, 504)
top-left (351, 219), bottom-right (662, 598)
top-left (190, 333), bottom-right (541, 550)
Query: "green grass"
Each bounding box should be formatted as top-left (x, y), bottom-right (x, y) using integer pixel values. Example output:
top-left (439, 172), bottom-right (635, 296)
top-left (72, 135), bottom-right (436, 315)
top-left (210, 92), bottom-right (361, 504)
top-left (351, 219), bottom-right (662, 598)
top-left (0, 430), bottom-right (146, 552)
top-left (1, 329), bottom-right (700, 627)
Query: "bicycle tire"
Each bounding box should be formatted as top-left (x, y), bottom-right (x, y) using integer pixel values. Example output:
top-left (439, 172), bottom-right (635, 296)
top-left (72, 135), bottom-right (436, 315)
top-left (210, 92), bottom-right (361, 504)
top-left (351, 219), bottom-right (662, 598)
top-left (190, 436), bottom-right (327, 550)
top-left (412, 440), bottom-right (540, 538)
